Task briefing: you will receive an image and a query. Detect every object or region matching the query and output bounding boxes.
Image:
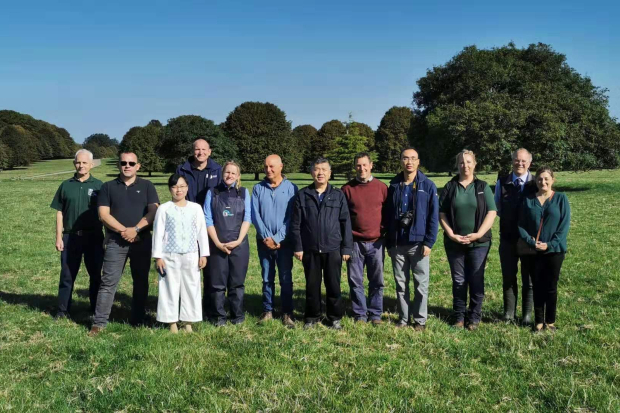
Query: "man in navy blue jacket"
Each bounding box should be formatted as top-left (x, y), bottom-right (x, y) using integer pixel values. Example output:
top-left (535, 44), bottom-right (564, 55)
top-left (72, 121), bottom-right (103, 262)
top-left (384, 148), bottom-right (439, 330)
top-left (175, 138), bottom-right (222, 208)
top-left (175, 138), bottom-right (222, 315)
top-left (290, 158), bottom-right (353, 330)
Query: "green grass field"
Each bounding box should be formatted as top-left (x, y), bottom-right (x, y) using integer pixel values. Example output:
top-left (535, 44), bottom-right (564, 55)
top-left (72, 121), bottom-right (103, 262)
top-left (1, 159), bottom-right (619, 411)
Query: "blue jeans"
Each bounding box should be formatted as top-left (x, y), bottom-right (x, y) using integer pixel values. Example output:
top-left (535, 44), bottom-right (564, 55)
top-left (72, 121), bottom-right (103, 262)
top-left (347, 239), bottom-right (385, 321)
top-left (257, 241), bottom-right (294, 314)
top-left (446, 246), bottom-right (490, 324)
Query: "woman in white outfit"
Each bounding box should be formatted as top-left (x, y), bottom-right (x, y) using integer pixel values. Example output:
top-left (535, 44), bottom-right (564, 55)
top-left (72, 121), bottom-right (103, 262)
top-left (152, 174), bottom-right (209, 333)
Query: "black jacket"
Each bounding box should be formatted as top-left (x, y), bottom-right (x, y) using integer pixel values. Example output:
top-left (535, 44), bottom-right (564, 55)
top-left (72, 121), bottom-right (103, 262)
top-left (497, 172), bottom-right (537, 242)
top-left (290, 183), bottom-right (353, 255)
top-left (175, 157), bottom-right (222, 206)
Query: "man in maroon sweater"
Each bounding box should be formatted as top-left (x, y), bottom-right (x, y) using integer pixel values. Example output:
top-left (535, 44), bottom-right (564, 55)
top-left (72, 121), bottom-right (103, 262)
top-left (341, 152), bottom-right (388, 324)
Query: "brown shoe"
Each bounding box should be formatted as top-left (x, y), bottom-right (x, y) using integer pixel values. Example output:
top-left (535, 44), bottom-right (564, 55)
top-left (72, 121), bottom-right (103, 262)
top-left (466, 322), bottom-right (479, 331)
top-left (355, 319), bottom-right (367, 324)
top-left (258, 312), bottom-right (273, 324)
top-left (88, 326), bottom-right (103, 337)
top-left (413, 323), bottom-right (426, 332)
top-left (395, 321), bottom-right (408, 328)
top-left (453, 321), bottom-right (465, 329)
top-left (282, 314), bottom-right (295, 329)
top-left (370, 319), bottom-right (383, 326)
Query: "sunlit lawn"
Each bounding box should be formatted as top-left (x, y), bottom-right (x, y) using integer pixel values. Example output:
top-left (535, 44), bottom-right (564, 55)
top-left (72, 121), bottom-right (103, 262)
top-left (0, 159), bottom-right (619, 411)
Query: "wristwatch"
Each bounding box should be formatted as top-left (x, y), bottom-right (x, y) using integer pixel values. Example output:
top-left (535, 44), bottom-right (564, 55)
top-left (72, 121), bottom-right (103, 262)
top-left (135, 226), bottom-right (141, 233)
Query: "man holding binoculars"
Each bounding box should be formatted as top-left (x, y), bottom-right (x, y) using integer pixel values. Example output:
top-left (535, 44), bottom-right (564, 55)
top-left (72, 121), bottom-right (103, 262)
top-left (385, 148), bottom-right (439, 330)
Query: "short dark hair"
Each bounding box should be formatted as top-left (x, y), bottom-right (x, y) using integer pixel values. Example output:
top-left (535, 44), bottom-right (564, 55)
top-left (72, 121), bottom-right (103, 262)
top-left (400, 147), bottom-right (419, 159)
top-left (168, 174), bottom-right (187, 188)
top-left (311, 157), bottom-right (331, 170)
top-left (119, 152), bottom-right (139, 162)
top-left (535, 165), bottom-right (555, 179)
top-left (353, 152), bottom-right (372, 165)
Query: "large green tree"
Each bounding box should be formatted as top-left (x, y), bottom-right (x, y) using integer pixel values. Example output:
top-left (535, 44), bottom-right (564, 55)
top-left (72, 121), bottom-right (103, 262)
top-left (411, 42), bottom-right (620, 172)
top-left (0, 141), bottom-right (11, 171)
top-left (350, 121), bottom-right (375, 151)
top-left (0, 125), bottom-right (38, 168)
top-left (0, 110), bottom-right (78, 159)
top-left (159, 115), bottom-right (237, 172)
top-left (223, 102), bottom-right (293, 180)
top-left (83, 133), bottom-right (119, 159)
top-left (310, 120), bottom-right (346, 162)
top-left (375, 106), bottom-right (414, 172)
top-left (119, 125), bottom-right (164, 176)
top-left (292, 124), bottom-right (318, 172)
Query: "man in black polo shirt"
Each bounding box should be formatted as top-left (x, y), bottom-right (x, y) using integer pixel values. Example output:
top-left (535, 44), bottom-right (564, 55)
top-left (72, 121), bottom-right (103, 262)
top-left (50, 149), bottom-right (103, 319)
top-left (89, 152), bottom-right (159, 336)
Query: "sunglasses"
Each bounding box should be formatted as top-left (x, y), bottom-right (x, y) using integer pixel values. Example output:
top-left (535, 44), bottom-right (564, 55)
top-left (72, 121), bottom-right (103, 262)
top-left (120, 161), bottom-right (137, 167)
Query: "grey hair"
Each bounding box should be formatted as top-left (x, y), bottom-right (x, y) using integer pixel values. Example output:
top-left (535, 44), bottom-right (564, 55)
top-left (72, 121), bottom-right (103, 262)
top-left (74, 149), bottom-right (94, 162)
top-left (511, 148), bottom-right (532, 162)
top-left (311, 157), bottom-right (331, 170)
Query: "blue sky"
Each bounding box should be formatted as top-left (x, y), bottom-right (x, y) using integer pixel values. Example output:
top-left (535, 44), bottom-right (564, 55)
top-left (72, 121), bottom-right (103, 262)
top-left (0, 0), bottom-right (617, 143)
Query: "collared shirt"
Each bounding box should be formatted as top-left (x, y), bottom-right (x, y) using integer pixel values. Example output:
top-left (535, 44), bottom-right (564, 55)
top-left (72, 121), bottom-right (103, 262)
top-left (251, 178), bottom-right (298, 244)
top-left (355, 175), bottom-right (374, 183)
top-left (203, 183), bottom-right (251, 227)
top-left (50, 174), bottom-right (103, 233)
top-left (98, 176), bottom-right (160, 229)
top-left (397, 179), bottom-right (417, 244)
top-left (494, 171), bottom-right (531, 216)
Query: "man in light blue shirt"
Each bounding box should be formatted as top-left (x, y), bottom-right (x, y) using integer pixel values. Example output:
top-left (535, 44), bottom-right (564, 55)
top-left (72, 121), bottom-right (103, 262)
top-left (251, 154), bottom-right (298, 328)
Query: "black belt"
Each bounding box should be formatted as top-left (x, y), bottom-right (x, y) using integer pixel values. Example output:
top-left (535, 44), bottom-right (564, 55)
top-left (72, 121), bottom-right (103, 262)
top-left (66, 229), bottom-right (102, 236)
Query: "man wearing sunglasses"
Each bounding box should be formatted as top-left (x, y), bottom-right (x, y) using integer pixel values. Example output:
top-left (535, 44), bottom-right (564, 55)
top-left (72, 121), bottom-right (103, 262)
top-left (89, 152), bottom-right (160, 336)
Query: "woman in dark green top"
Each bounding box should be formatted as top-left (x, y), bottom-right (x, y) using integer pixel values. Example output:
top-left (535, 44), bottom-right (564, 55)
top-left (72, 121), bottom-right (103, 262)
top-left (518, 166), bottom-right (570, 332)
top-left (439, 150), bottom-right (497, 330)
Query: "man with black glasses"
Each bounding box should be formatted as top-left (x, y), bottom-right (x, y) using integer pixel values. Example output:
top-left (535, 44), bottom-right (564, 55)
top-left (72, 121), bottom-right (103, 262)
top-left (89, 152), bottom-right (159, 336)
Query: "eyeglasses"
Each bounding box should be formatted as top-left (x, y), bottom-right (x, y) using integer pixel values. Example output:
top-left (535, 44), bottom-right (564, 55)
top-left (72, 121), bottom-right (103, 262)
top-left (120, 161), bottom-right (137, 167)
top-left (401, 157), bottom-right (419, 162)
top-left (171, 185), bottom-right (188, 190)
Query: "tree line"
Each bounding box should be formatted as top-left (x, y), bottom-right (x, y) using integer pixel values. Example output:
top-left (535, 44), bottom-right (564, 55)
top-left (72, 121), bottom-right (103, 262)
top-left (0, 110), bottom-right (80, 170)
top-left (3, 42), bottom-right (619, 174)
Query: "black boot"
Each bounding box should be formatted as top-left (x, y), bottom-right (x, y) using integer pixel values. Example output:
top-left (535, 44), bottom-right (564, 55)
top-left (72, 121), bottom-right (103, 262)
top-left (502, 290), bottom-right (516, 322)
top-left (522, 289), bottom-right (533, 325)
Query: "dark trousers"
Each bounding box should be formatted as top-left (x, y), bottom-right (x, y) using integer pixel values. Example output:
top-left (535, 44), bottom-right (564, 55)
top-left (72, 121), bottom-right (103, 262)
top-left (346, 240), bottom-right (384, 321)
top-left (92, 233), bottom-right (152, 327)
top-left (446, 246), bottom-right (490, 324)
top-left (208, 239), bottom-right (249, 324)
top-left (58, 232), bottom-right (103, 315)
top-left (499, 239), bottom-right (533, 318)
top-left (303, 250), bottom-right (344, 323)
top-left (528, 252), bottom-right (565, 325)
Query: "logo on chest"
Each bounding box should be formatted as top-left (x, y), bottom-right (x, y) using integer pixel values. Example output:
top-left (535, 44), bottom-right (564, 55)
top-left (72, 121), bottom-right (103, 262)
top-left (223, 207), bottom-right (234, 217)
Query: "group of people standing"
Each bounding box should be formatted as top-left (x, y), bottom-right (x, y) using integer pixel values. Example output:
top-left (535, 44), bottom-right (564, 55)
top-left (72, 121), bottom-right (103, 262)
top-left (51, 140), bottom-right (570, 336)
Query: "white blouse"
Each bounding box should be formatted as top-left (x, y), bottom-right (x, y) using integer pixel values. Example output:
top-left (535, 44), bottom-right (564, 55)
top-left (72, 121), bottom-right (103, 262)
top-left (152, 201), bottom-right (210, 258)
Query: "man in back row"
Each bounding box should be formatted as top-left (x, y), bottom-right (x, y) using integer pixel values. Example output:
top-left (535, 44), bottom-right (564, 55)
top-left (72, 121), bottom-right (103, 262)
top-left (176, 138), bottom-right (222, 314)
top-left (495, 148), bottom-right (536, 324)
top-left (341, 153), bottom-right (388, 325)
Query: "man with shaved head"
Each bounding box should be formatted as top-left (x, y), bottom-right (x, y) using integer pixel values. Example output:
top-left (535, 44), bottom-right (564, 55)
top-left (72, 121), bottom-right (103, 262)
top-left (251, 154), bottom-right (298, 327)
top-left (176, 138), bottom-right (222, 207)
top-left (176, 138), bottom-right (222, 315)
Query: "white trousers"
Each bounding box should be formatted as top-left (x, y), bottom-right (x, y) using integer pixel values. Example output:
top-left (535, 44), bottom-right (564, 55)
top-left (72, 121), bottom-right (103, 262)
top-left (157, 252), bottom-right (203, 323)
